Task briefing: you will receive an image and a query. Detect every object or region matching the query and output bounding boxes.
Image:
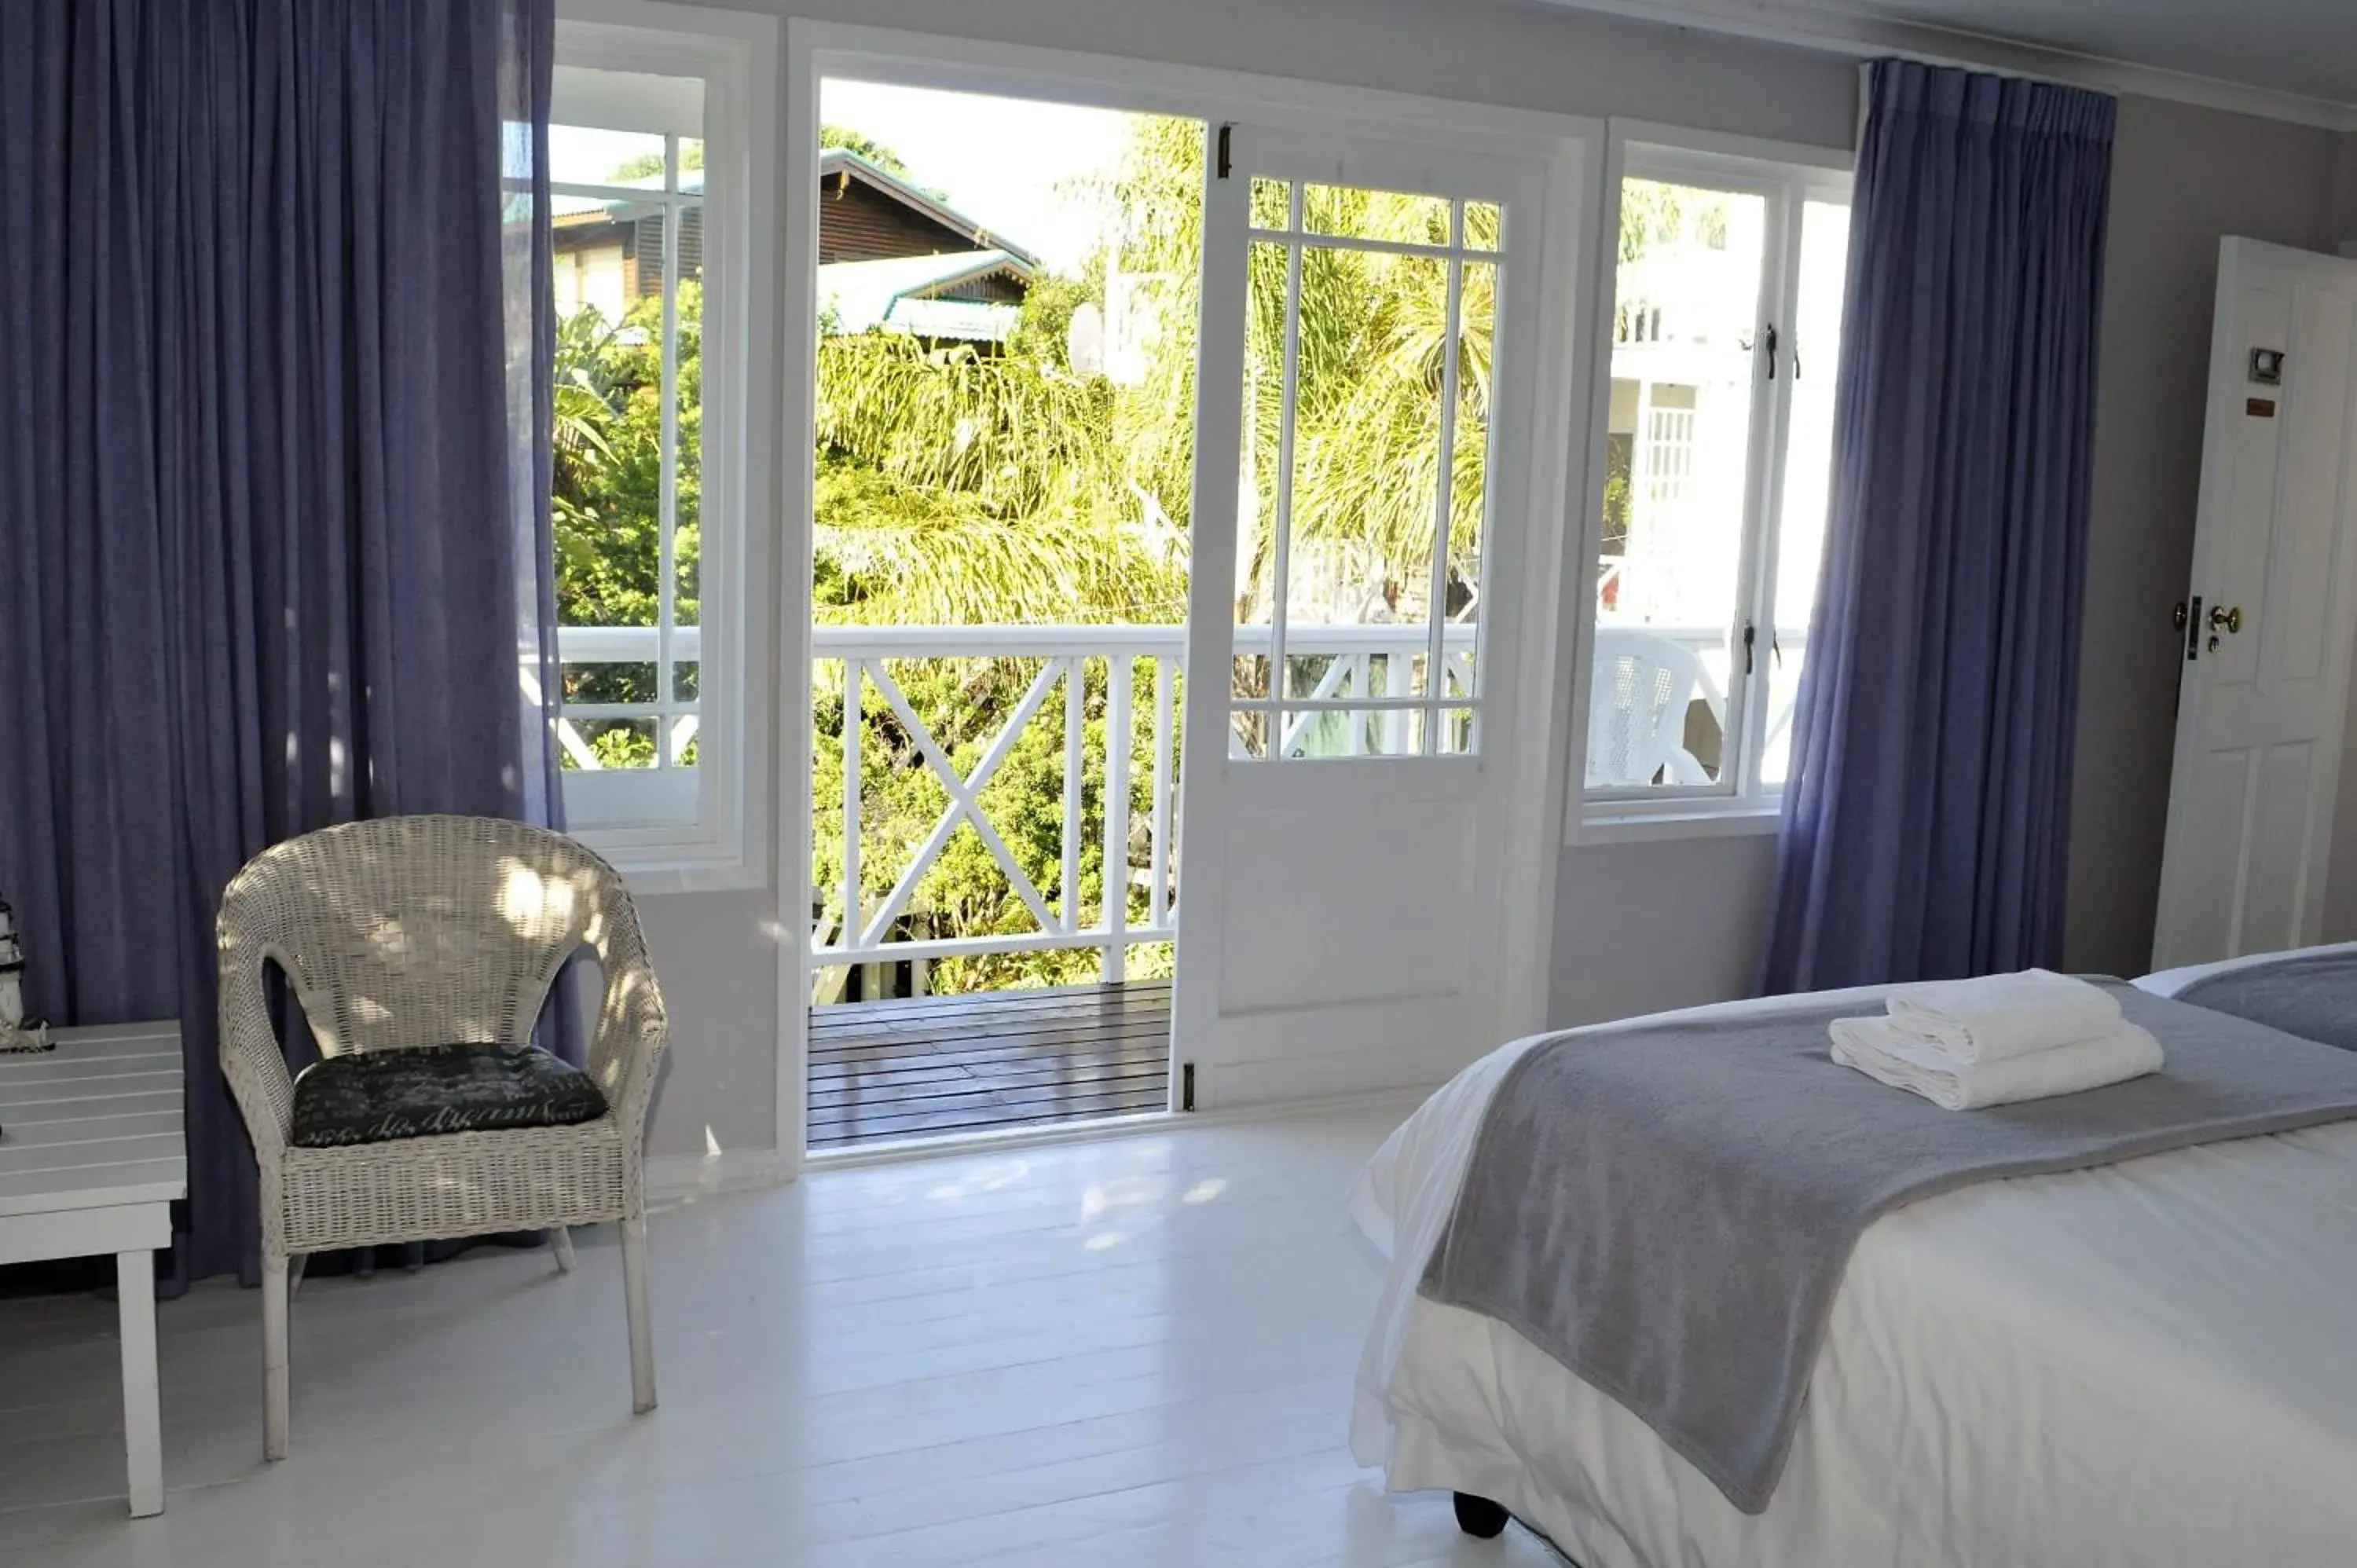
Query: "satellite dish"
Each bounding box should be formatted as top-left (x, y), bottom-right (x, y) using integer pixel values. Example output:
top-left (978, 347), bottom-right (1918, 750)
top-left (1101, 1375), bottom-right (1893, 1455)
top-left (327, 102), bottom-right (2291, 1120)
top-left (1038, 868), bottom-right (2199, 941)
top-left (1066, 302), bottom-right (1105, 378)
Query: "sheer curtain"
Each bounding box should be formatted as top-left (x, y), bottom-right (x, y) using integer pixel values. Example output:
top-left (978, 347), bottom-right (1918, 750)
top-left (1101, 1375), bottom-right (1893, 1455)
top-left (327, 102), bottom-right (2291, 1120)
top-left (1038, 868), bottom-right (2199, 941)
top-left (1758, 60), bottom-right (2116, 993)
top-left (0, 0), bottom-right (560, 1285)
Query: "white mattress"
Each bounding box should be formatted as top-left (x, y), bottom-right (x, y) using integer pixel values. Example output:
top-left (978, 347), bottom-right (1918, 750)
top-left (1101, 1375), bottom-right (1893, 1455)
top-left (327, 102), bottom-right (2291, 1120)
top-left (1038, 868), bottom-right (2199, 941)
top-left (1350, 988), bottom-right (2357, 1568)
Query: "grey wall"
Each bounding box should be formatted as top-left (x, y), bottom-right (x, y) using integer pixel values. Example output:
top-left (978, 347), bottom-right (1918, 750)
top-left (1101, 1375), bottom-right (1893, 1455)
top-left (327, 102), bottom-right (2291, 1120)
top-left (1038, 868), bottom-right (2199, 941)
top-left (2064, 95), bottom-right (2341, 977)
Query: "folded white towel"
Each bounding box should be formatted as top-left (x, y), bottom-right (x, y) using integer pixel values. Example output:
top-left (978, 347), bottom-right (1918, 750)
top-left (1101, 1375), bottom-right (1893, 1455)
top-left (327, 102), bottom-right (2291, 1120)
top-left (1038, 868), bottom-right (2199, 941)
top-left (1830, 1016), bottom-right (2164, 1111)
top-left (1883, 969), bottom-right (2122, 1064)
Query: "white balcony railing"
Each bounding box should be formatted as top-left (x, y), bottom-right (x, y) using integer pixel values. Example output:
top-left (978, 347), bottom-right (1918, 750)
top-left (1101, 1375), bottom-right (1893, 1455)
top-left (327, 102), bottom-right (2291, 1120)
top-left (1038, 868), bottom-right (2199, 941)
top-left (805, 621), bottom-right (1476, 980)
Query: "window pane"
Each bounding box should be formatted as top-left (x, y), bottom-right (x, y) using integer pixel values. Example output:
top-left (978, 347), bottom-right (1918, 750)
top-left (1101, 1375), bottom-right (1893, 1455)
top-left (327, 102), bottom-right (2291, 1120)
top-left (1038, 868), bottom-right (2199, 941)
top-left (565, 661), bottom-right (657, 705)
top-left (1463, 201), bottom-right (1501, 251)
top-left (1590, 178), bottom-right (1767, 789)
top-left (680, 137), bottom-right (706, 195)
top-left (550, 124), bottom-right (667, 188)
top-left (1303, 184), bottom-right (1451, 247)
top-left (675, 201), bottom-right (704, 627)
top-left (673, 661), bottom-right (700, 702)
top-left (1761, 198), bottom-right (1850, 788)
top-left (572, 718), bottom-right (659, 770)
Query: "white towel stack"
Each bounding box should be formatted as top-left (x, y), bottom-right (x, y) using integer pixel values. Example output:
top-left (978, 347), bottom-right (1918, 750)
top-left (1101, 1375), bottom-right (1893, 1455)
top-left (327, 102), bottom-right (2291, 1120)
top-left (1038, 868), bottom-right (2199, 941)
top-left (1830, 969), bottom-right (2164, 1111)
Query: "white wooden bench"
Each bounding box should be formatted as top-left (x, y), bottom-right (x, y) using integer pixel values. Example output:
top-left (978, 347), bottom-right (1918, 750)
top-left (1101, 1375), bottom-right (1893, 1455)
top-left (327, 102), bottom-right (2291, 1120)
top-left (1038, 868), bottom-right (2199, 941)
top-left (0, 1022), bottom-right (185, 1517)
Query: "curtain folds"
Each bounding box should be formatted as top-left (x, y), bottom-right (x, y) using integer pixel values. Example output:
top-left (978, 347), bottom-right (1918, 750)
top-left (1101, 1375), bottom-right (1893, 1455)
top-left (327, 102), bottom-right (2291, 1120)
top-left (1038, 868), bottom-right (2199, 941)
top-left (0, 0), bottom-right (559, 1284)
top-left (1758, 60), bottom-right (2116, 994)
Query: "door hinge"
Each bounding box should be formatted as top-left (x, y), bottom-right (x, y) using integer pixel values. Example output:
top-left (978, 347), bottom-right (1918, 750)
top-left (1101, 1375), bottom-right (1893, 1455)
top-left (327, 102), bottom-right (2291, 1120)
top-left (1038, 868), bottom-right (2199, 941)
top-left (1181, 1061), bottom-right (1197, 1112)
top-left (1215, 125), bottom-right (1232, 181)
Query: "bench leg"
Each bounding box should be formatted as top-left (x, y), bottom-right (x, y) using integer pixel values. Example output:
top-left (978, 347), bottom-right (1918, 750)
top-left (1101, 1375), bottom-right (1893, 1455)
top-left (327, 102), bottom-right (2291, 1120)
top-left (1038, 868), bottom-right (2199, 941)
top-left (262, 1251), bottom-right (290, 1461)
top-left (115, 1251), bottom-right (163, 1517)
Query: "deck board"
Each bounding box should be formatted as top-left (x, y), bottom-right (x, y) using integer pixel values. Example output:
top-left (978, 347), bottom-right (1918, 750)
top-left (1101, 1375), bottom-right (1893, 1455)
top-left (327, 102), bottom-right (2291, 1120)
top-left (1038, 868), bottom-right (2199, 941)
top-left (808, 982), bottom-right (1173, 1149)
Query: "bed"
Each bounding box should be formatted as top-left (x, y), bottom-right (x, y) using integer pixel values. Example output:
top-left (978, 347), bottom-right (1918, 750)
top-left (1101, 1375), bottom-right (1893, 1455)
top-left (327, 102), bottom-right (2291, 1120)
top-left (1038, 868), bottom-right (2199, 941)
top-left (1350, 984), bottom-right (2357, 1568)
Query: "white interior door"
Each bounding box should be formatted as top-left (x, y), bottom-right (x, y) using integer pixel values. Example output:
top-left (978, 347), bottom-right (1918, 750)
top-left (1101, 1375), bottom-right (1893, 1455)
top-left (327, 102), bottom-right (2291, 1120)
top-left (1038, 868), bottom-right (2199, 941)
top-left (1170, 125), bottom-right (1551, 1107)
top-left (2152, 238), bottom-right (2357, 969)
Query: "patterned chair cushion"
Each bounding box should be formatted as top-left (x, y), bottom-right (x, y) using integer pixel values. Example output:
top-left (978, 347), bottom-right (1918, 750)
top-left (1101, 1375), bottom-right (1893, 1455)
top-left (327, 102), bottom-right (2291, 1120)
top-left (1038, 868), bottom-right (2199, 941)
top-left (288, 1043), bottom-right (608, 1149)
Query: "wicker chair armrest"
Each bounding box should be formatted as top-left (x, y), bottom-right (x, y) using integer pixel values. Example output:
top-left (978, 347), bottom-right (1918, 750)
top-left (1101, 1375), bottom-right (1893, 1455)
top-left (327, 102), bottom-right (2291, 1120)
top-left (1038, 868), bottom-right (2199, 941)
top-left (587, 925), bottom-right (669, 1136)
top-left (217, 969), bottom-right (296, 1154)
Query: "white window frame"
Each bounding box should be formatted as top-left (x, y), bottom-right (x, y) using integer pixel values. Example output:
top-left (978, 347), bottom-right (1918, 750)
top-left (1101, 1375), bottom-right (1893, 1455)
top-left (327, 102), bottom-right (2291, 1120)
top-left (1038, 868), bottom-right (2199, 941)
top-left (1570, 122), bottom-right (1852, 844)
top-left (548, 0), bottom-right (778, 892)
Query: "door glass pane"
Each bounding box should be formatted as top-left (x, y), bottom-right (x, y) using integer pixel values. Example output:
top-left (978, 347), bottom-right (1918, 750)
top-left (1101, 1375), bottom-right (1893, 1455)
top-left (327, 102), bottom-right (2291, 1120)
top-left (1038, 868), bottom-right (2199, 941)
top-left (1761, 198), bottom-right (1850, 787)
top-left (1435, 258), bottom-right (1495, 699)
top-left (1303, 184), bottom-right (1452, 247)
top-left (1590, 178), bottom-right (1767, 789)
top-left (1230, 169), bottom-right (1503, 761)
top-left (1250, 178), bottom-right (1292, 229)
top-left (1235, 240), bottom-right (1288, 705)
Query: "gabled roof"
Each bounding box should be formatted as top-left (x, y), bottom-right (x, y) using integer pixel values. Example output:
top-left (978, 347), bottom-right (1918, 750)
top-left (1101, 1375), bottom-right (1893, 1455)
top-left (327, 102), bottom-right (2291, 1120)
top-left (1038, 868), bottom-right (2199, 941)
top-left (819, 149), bottom-right (1040, 270)
top-left (819, 249), bottom-right (1032, 343)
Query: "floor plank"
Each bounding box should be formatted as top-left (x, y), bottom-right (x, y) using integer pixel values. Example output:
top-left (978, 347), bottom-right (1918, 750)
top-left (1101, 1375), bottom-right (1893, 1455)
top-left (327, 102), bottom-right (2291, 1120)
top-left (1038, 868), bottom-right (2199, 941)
top-left (0, 1099), bottom-right (1567, 1568)
top-left (807, 984), bottom-right (1175, 1150)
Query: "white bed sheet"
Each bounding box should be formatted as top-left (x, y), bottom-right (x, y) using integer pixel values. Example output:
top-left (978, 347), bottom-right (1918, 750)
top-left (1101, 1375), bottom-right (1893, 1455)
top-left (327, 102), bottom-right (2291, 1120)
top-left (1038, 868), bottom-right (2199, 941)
top-left (1350, 988), bottom-right (2357, 1568)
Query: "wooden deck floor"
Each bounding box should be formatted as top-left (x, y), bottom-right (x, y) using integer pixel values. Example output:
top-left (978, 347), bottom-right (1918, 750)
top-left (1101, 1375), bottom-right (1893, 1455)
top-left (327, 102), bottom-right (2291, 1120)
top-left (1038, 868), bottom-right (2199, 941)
top-left (807, 980), bottom-right (1173, 1149)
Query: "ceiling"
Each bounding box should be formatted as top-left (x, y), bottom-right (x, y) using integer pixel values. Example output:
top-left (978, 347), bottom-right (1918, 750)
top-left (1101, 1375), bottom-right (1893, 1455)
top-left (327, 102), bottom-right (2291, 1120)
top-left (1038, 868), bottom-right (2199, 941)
top-left (1553, 0), bottom-right (2357, 123)
top-left (1847, 0), bottom-right (2357, 108)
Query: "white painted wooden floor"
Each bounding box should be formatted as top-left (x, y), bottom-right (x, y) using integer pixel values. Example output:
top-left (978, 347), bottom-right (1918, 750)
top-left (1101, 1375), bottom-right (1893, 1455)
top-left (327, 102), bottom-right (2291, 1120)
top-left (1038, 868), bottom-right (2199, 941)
top-left (0, 1101), bottom-right (1565, 1568)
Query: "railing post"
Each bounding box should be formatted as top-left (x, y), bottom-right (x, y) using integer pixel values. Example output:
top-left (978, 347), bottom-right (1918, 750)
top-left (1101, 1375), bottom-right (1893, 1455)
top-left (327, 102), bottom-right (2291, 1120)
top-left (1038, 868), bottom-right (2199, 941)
top-left (1102, 656), bottom-right (1132, 985)
top-left (842, 658), bottom-right (861, 947)
top-left (1061, 655), bottom-right (1083, 934)
top-left (1150, 655), bottom-right (1173, 929)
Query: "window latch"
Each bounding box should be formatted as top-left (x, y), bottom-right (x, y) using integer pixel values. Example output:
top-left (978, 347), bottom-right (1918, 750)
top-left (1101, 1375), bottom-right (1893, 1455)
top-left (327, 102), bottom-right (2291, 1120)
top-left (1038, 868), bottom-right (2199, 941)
top-left (1763, 323), bottom-right (1780, 380)
top-left (1743, 621), bottom-right (1757, 676)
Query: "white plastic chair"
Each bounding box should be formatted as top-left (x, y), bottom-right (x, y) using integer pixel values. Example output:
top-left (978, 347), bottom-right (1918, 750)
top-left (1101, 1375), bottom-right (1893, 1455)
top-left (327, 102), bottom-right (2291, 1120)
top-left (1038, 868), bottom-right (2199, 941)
top-left (1585, 627), bottom-right (1712, 787)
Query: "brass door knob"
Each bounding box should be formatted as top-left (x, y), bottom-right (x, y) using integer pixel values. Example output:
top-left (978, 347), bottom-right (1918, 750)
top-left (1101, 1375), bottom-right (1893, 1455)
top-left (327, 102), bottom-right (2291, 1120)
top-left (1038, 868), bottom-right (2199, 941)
top-left (2209, 604), bottom-right (2242, 635)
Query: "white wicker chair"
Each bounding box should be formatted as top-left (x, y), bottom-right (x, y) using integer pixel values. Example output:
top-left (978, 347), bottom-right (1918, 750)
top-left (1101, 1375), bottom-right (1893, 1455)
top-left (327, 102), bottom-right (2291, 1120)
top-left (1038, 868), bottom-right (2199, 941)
top-left (216, 815), bottom-right (669, 1460)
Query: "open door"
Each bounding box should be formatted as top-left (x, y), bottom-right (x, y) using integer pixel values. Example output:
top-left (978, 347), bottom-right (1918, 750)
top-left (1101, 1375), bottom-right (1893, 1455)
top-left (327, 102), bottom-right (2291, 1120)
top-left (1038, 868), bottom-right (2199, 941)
top-left (2152, 238), bottom-right (2357, 969)
top-left (1170, 125), bottom-right (1552, 1106)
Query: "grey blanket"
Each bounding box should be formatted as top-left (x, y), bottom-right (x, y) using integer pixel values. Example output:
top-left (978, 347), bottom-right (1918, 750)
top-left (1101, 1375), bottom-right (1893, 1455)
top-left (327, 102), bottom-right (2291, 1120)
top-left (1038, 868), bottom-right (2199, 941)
top-left (2171, 950), bottom-right (2357, 1053)
top-left (1420, 984), bottom-right (2357, 1515)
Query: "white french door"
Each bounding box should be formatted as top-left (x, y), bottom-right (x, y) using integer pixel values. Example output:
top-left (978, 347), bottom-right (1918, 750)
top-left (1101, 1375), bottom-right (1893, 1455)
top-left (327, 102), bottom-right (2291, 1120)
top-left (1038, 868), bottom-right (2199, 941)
top-left (1169, 124), bottom-right (1552, 1106)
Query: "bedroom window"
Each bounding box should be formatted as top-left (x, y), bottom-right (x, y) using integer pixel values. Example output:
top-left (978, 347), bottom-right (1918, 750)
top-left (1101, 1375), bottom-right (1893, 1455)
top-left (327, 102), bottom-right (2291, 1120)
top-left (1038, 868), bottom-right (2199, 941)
top-left (1582, 141), bottom-right (1851, 824)
top-left (533, 9), bottom-right (774, 885)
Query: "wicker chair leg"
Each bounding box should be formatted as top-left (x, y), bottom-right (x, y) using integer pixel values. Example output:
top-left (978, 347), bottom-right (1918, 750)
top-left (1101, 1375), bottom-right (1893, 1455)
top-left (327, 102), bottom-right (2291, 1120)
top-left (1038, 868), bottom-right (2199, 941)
top-left (262, 1252), bottom-right (291, 1461)
top-left (288, 1253), bottom-right (308, 1300)
top-left (550, 1226), bottom-right (577, 1273)
top-left (621, 1215), bottom-right (655, 1413)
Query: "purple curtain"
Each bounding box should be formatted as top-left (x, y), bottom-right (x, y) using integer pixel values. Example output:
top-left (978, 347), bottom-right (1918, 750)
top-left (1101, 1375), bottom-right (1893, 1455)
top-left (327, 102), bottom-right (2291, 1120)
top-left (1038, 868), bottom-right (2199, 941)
top-left (1758, 61), bottom-right (2115, 994)
top-left (0, 0), bottom-right (560, 1284)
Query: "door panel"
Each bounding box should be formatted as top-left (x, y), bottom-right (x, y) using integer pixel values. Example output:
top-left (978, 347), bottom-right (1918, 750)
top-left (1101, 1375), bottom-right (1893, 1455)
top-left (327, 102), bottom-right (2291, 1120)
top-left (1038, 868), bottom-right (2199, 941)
top-left (2152, 238), bottom-right (2357, 969)
top-left (1171, 125), bottom-right (1550, 1105)
top-left (1215, 796), bottom-right (1475, 1013)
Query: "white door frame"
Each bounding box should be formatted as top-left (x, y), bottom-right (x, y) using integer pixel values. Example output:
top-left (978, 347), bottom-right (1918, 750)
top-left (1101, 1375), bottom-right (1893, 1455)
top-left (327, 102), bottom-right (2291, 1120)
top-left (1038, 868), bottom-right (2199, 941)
top-left (778, 19), bottom-right (1597, 1163)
